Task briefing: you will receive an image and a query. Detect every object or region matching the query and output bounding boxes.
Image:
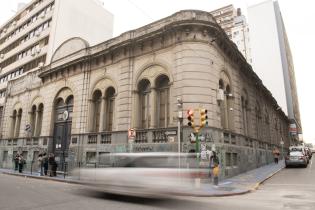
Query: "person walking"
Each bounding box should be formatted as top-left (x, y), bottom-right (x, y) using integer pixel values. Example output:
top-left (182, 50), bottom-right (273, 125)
top-left (213, 163), bottom-right (220, 186)
top-left (48, 153), bottom-right (57, 177)
top-left (18, 155), bottom-right (25, 173)
top-left (42, 153), bottom-right (48, 175)
top-left (273, 147), bottom-right (280, 164)
top-left (209, 151), bottom-right (219, 183)
top-left (14, 153), bottom-right (20, 171)
top-left (37, 154), bottom-right (44, 176)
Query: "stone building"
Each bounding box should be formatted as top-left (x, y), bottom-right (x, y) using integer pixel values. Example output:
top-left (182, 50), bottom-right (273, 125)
top-left (0, 10), bottom-right (290, 178)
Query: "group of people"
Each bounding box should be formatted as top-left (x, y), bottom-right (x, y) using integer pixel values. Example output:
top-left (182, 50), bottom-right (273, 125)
top-left (14, 153), bottom-right (26, 173)
top-left (37, 152), bottom-right (58, 177)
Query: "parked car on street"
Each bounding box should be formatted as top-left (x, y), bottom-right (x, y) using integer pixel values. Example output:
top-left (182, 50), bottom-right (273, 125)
top-left (285, 150), bottom-right (308, 168)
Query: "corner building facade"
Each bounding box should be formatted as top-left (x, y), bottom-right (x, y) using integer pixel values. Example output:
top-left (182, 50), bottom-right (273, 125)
top-left (0, 11), bottom-right (290, 178)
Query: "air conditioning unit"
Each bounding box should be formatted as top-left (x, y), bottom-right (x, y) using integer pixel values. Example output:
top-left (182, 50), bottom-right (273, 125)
top-left (217, 89), bottom-right (225, 101)
top-left (40, 12), bottom-right (45, 19)
top-left (31, 50), bottom-right (36, 56)
top-left (36, 46), bottom-right (41, 54)
top-left (38, 62), bottom-right (44, 68)
top-left (12, 21), bottom-right (17, 26)
top-left (0, 54), bottom-right (4, 59)
top-left (35, 30), bottom-right (40, 37)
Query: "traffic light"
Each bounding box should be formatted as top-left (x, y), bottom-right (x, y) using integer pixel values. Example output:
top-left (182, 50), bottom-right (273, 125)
top-left (200, 109), bottom-right (208, 128)
top-left (187, 109), bottom-right (194, 128)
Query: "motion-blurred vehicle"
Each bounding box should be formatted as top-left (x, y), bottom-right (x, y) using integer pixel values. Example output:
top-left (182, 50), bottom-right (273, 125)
top-left (285, 150), bottom-right (308, 168)
top-left (72, 152), bottom-right (209, 197)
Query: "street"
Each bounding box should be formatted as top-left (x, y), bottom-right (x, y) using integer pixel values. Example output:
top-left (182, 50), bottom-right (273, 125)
top-left (0, 157), bottom-right (314, 210)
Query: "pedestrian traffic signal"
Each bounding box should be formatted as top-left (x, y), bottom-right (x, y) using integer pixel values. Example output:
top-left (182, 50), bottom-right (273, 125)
top-left (200, 109), bottom-right (208, 127)
top-left (187, 109), bottom-right (194, 128)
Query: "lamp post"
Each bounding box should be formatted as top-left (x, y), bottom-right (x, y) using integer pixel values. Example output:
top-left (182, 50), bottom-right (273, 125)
top-left (177, 97), bottom-right (183, 154)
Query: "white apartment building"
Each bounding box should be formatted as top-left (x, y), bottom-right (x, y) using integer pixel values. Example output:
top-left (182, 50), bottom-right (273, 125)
top-left (248, 0), bottom-right (301, 136)
top-left (231, 13), bottom-right (252, 64)
top-left (210, 6), bottom-right (252, 64)
top-left (0, 0), bottom-right (113, 133)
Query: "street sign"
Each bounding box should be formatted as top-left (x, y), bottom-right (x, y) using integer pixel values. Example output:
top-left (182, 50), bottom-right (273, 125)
top-left (128, 128), bottom-right (136, 140)
top-left (165, 130), bottom-right (177, 136)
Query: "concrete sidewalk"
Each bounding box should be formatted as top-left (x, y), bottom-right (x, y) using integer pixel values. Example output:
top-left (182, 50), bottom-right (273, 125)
top-left (0, 161), bottom-right (284, 197)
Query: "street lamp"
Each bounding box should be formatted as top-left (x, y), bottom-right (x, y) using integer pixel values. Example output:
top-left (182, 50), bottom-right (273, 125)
top-left (177, 97), bottom-right (183, 154)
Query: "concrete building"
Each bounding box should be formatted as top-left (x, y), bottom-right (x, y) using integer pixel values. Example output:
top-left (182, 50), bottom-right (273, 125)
top-left (210, 6), bottom-right (252, 64)
top-left (0, 10), bottom-right (291, 178)
top-left (0, 0), bottom-right (113, 135)
top-left (248, 0), bottom-right (301, 139)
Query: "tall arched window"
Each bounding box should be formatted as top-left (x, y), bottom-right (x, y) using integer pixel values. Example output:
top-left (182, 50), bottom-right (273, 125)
top-left (138, 79), bottom-right (151, 129)
top-left (91, 90), bottom-right (102, 132)
top-left (10, 110), bottom-right (17, 138)
top-left (156, 75), bottom-right (170, 128)
top-left (15, 109), bottom-right (22, 137)
top-left (241, 92), bottom-right (249, 136)
top-left (219, 76), bottom-right (233, 130)
top-left (105, 87), bottom-right (115, 131)
top-left (255, 102), bottom-right (262, 140)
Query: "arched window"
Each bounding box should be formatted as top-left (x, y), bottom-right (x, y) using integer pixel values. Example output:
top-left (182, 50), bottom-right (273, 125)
top-left (104, 87), bottom-right (115, 131)
top-left (218, 75), bottom-right (233, 130)
top-left (156, 75), bottom-right (170, 128)
top-left (255, 102), bottom-right (262, 140)
top-left (91, 90), bottom-right (102, 132)
top-left (10, 110), bottom-right (17, 138)
top-left (15, 109), bottom-right (22, 137)
top-left (138, 79), bottom-right (151, 129)
top-left (241, 92), bottom-right (249, 136)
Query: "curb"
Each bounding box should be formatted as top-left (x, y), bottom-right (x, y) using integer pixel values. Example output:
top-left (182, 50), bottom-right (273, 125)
top-left (1, 171), bottom-right (81, 185)
top-left (249, 165), bottom-right (285, 192)
top-left (1, 165), bottom-right (284, 197)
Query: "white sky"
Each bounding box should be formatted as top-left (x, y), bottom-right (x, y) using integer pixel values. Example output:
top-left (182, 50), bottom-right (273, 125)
top-left (1, 0), bottom-right (314, 144)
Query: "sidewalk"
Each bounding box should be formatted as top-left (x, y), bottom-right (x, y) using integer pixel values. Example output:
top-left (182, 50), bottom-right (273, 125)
top-left (0, 161), bottom-right (284, 197)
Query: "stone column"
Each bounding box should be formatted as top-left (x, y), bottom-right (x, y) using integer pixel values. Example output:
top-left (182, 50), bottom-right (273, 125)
top-left (149, 87), bottom-right (157, 128)
top-left (99, 97), bottom-right (106, 132)
top-left (131, 90), bottom-right (139, 128)
top-left (87, 99), bottom-right (94, 132)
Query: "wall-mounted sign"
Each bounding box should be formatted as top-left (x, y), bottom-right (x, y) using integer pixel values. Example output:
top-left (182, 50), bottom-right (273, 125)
top-left (62, 110), bottom-right (69, 121)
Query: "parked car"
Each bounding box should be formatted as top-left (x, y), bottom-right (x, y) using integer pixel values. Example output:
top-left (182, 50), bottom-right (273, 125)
top-left (289, 146), bottom-right (309, 164)
top-left (285, 150), bottom-right (308, 168)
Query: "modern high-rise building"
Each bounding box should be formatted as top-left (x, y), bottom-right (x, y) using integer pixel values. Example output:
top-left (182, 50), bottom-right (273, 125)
top-left (248, 0), bottom-right (302, 138)
top-left (0, 0), bottom-right (113, 134)
top-left (210, 5), bottom-right (252, 64)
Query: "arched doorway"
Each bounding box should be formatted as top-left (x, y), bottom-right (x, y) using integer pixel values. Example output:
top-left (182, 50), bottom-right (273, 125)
top-left (53, 95), bottom-right (73, 169)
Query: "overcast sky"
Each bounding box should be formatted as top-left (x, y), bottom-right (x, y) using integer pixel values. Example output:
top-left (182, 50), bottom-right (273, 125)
top-left (1, 0), bottom-right (314, 144)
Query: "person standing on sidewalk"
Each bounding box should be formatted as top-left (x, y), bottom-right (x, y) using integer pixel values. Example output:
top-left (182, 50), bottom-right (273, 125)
top-left (42, 153), bottom-right (49, 175)
top-left (18, 155), bottom-right (25, 173)
top-left (209, 151), bottom-right (219, 183)
top-left (213, 163), bottom-right (220, 186)
top-left (14, 153), bottom-right (20, 171)
top-left (273, 147), bottom-right (280, 164)
top-left (48, 153), bottom-right (57, 177)
top-left (37, 154), bottom-right (44, 176)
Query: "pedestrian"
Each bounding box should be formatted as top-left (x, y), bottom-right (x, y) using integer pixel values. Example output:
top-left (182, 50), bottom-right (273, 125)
top-left (273, 147), bottom-right (280, 164)
top-left (14, 153), bottom-right (20, 171)
top-left (209, 151), bottom-right (219, 182)
top-left (213, 163), bottom-right (220, 186)
top-left (37, 154), bottom-right (43, 176)
top-left (18, 155), bottom-right (25, 173)
top-left (48, 153), bottom-right (57, 177)
top-left (42, 153), bottom-right (48, 175)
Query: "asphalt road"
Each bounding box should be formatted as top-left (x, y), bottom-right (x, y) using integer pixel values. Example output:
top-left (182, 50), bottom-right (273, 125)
top-left (0, 156), bottom-right (314, 210)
